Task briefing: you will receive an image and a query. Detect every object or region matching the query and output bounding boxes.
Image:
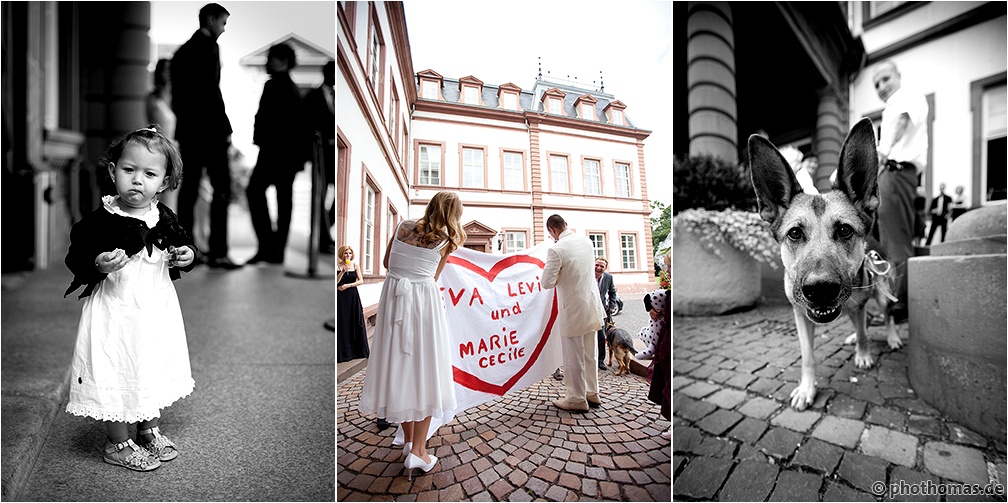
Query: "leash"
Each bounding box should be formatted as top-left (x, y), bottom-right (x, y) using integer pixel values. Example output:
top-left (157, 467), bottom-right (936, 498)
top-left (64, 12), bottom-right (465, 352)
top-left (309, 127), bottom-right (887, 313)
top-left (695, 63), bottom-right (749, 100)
top-left (851, 249), bottom-right (900, 302)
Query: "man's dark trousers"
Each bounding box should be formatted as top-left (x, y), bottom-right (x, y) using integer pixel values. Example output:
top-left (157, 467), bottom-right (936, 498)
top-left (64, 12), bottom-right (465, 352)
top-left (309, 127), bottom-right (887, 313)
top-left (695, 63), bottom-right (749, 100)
top-left (177, 139), bottom-right (231, 259)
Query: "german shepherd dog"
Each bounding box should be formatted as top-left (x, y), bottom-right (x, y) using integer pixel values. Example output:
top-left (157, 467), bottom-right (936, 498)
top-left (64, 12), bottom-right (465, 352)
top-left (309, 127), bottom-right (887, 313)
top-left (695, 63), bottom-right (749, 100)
top-left (605, 321), bottom-right (636, 376)
top-left (749, 118), bottom-right (903, 411)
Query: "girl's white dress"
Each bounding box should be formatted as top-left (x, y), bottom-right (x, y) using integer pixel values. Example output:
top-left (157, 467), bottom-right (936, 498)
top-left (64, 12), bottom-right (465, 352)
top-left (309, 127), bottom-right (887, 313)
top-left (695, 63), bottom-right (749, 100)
top-left (358, 221), bottom-right (457, 423)
top-left (66, 197), bottom-right (194, 423)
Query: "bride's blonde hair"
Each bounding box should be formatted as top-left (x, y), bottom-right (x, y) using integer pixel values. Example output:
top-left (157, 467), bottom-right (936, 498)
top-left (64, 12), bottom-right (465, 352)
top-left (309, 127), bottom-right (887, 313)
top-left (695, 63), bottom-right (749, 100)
top-left (413, 191), bottom-right (466, 253)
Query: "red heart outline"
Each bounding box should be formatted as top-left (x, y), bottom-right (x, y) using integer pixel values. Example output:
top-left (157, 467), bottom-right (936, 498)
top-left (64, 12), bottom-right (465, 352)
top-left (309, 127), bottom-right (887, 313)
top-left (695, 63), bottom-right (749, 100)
top-left (447, 254), bottom-right (558, 396)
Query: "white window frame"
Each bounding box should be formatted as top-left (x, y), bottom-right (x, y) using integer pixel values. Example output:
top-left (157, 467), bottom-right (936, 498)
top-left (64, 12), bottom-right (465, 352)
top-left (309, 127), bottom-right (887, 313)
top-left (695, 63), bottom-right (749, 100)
top-left (549, 98), bottom-right (561, 114)
top-left (419, 144), bottom-right (441, 185)
top-left (422, 80), bottom-right (438, 99)
top-left (611, 109), bottom-right (623, 125)
top-left (615, 162), bottom-right (631, 197)
top-left (550, 155), bottom-right (569, 193)
top-left (364, 186), bottom-right (375, 273)
top-left (464, 86), bottom-right (480, 105)
top-left (505, 231), bottom-right (527, 253)
top-left (620, 233), bottom-right (637, 270)
top-left (583, 159), bottom-right (601, 195)
top-left (588, 233), bottom-right (607, 259)
top-left (503, 93), bottom-right (518, 110)
top-left (581, 104), bottom-right (594, 120)
top-left (503, 151), bottom-right (523, 191)
top-left (368, 24), bottom-right (381, 85)
top-left (462, 147), bottom-right (484, 188)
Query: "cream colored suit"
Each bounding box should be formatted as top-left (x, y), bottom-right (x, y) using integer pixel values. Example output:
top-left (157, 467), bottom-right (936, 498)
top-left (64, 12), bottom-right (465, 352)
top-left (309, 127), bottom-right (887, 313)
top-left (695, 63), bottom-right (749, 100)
top-left (542, 229), bottom-right (606, 404)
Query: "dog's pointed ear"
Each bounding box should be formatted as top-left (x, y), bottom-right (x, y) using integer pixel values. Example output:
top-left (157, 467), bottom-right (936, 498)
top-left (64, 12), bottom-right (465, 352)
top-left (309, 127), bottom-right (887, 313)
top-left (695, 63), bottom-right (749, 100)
top-left (748, 134), bottom-right (803, 224)
top-left (834, 118), bottom-right (880, 216)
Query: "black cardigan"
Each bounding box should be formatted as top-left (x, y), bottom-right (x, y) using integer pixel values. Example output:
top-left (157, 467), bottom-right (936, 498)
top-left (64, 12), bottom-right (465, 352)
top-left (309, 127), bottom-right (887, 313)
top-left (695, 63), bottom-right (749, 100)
top-left (64, 203), bottom-right (197, 299)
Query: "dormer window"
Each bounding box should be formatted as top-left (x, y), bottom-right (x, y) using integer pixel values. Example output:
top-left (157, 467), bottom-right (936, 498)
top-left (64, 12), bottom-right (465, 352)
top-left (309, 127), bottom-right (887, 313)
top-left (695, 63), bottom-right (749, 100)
top-left (422, 80), bottom-right (439, 99)
top-left (497, 83), bottom-right (522, 111)
top-left (574, 94), bottom-right (598, 121)
top-left (541, 88), bottom-right (566, 116)
top-left (549, 99), bottom-right (562, 114)
top-left (464, 86), bottom-right (479, 105)
top-left (417, 69), bottom-right (444, 101)
top-left (459, 76), bottom-right (485, 106)
top-left (604, 100), bottom-right (627, 126)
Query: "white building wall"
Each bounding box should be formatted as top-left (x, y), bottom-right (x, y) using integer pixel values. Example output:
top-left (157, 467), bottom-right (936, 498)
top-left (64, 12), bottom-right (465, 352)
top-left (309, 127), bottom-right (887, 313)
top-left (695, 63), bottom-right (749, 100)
top-left (850, 16), bottom-right (1007, 204)
top-left (337, 1), bottom-right (412, 307)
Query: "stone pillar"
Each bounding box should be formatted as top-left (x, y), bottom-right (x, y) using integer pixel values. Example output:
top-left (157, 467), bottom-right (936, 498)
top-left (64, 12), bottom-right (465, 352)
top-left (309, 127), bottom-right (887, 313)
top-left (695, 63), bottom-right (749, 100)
top-left (907, 201), bottom-right (1007, 440)
top-left (687, 2), bottom-right (736, 161)
top-left (79, 2), bottom-right (151, 172)
top-left (814, 90), bottom-right (844, 192)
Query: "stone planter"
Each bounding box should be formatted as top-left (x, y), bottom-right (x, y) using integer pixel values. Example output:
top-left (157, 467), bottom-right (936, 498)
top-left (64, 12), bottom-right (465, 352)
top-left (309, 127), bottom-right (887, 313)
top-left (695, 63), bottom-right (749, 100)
top-left (908, 201), bottom-right (1007, 440)
top-left (673, 226), bottom-right (761, 315)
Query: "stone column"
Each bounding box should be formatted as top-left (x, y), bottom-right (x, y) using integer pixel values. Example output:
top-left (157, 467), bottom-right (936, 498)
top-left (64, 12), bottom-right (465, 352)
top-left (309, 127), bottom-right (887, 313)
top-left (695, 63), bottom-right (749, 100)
top-left (687, 2), bottom-right (736, 161)
top-left (814, 90), bottom-right (844, 192)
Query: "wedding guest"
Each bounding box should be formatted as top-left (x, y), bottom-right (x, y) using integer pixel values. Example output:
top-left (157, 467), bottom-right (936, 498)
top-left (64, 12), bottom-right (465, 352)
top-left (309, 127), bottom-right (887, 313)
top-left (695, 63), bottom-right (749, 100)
top-left (913, 185), bottom-right (926, 247)
top-left (337, 245), bottom-right (369, 363)
top-left (541, 214), bottom-right (607, 412)
top-left (358, 191), bottom-right (466, 479)
top-left (145, 59), bottom-right (179, 212)
top-left (648, 255), bottom-right (671, 440)
top-left (926, 183), bottom-right (953, 245)
top-left (950, 185), bottom-right (968, 221)
top-left (594, 257), bottom-right (617, 371)
top-left (304, 60), bottom-right (336, 254)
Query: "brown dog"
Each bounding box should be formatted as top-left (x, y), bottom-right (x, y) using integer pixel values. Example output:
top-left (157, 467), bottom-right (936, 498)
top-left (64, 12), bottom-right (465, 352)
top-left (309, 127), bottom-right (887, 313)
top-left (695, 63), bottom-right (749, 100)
top-left (605, 321), bottom-right (636, 376)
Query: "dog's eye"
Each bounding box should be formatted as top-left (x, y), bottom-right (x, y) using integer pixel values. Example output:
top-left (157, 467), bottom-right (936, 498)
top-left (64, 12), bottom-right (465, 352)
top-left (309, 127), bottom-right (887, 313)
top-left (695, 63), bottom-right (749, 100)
top-left (786, 227), bottom-right (804, 241)
top-left (836, 224), bottom-right (855, 239)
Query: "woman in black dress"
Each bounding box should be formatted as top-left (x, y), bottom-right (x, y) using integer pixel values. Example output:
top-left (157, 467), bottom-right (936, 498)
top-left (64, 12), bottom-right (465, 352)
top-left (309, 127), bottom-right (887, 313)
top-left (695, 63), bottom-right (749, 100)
top-left (337, 245), bottom-right (369, 362)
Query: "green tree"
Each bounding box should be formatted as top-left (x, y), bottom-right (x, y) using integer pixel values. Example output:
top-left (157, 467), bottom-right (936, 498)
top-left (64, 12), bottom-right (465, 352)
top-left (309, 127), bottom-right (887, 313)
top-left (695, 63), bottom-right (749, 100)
top-left (651, 200), bottom-right (670, 251)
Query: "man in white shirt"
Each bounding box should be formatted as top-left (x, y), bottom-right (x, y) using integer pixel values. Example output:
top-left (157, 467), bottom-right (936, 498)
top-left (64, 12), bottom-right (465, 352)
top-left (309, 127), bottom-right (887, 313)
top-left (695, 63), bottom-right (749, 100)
top-left (873, 60), bottom-right (929, 323)
top-left (541, 215), bottom-right (607, 412)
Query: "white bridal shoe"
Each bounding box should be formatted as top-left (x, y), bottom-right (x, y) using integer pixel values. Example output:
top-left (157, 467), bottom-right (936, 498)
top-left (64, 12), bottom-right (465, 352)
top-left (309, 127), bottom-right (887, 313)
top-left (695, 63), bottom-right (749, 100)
top-left (403, 452), bottom-right (437, 481)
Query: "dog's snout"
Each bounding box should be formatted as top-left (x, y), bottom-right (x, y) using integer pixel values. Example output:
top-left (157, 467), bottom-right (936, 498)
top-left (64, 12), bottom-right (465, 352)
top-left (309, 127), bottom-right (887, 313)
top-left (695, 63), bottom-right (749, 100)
top-left (802, 281), bottom-right (842, 305)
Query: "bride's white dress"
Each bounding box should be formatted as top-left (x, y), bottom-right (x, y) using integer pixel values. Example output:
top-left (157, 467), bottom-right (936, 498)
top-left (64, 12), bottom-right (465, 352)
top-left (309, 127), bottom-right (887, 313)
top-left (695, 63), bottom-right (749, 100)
top-left (358, 221), bottom-right (457, 423)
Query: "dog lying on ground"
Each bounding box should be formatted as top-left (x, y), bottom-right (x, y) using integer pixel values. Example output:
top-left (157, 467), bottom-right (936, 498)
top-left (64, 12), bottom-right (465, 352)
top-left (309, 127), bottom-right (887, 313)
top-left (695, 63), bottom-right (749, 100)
top-left (605, 321), bottom-right (636, 376)
top-left (748, 118), bottom-right (903, 411)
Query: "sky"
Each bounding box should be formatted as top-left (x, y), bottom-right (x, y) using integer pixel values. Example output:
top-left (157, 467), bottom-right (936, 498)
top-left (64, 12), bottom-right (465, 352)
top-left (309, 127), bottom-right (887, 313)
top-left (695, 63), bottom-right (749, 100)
top-left (403, 0), bottom-right (673, 208)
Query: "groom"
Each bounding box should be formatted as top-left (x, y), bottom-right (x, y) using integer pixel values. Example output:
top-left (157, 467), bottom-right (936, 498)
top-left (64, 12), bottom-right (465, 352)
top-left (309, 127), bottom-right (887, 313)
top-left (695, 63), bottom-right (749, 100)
top-left (541, 214), bottom-right (607, 412)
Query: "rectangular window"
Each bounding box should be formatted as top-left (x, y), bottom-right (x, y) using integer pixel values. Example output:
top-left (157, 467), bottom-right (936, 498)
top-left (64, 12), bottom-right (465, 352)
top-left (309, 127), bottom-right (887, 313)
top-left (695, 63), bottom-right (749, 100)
top-left (503, 151), bottom-right (523, 191)
top-left (422, 80), bottom-right (438, 99)
top-left (581, 104), bottom-right (593, 120)
top-left (983, 84), bottom-right (1007, 201)
top-left (505, 231), bottom-right (527, 253)
top-left (588, 233), bottom-right (606, 259)
top-left (550, 155), bottom-right (568, 193)
top-left (464, 87), bottom-right (479, 105)
top-left (389, 86), bottom-right (399, 146)
top-left (620, 234), bottom-right (637, 270)
top-left (615, 162), bottom-right (631, 197)
top-left (387, 206), bottom-right (397, 247)
top-left (368, 24), bottom-right (381, 85)
top-left (462, 147), bottom-right (484, 188)
top-left (503, 93), bottom-right (518, 110)
top-left (549, 99), bottom-right (561, 114)
top-left (583, 159), bottom-right (601, 195)
top-left (419, 145), bottom-right (441, 185)
top-left (612, 109), bottom-right (623, 125)
top-left (364, 185), bottom-right (375, 273)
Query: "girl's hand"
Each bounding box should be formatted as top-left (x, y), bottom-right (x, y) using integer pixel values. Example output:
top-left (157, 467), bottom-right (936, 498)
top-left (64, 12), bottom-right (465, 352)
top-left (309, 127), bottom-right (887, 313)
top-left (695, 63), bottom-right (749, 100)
top-left (171, 246), bottom-right (195, 267)
top-left (95, 248), bottom-right (129, 273)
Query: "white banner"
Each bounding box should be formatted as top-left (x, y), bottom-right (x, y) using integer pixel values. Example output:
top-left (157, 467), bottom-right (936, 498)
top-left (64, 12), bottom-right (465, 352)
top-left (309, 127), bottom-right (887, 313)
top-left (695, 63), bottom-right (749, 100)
top-left (395, 243), bottom-right (563, 443)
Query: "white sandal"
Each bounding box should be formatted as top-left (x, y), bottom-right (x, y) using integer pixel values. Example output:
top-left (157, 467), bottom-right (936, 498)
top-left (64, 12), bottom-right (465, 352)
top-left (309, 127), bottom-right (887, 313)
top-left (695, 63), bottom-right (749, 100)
top-left (138, 426), bottom-right (179, 462)
top-left (104, 438), bottom-right (160, 472)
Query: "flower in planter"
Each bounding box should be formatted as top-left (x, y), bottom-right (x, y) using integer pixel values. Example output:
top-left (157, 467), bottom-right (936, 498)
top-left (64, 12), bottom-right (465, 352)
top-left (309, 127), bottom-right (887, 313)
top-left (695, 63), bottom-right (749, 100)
top-left (673, 208), bottom-right (779, 269)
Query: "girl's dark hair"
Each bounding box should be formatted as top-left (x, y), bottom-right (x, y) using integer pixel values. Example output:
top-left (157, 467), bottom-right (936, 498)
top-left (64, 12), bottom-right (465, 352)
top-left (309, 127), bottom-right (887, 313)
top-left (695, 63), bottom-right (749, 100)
top-left (153, 59), bottom-right (170, 90)
top-left (99, 124), bottom-right (184, 192)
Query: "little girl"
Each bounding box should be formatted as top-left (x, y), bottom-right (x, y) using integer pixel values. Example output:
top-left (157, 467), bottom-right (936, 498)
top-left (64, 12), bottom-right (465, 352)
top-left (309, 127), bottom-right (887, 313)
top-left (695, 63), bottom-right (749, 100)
top-left (64, 125), bottom-right (197, 472)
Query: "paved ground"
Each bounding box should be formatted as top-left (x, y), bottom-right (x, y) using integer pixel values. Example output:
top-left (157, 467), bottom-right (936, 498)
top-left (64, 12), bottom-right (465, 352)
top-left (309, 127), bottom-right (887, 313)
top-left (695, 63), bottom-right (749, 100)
top-left (672, 300), bottom-right (1008, 502)
top-left (2, 204), bottom-right (336, 501)
top-left (336, 293), bottom-right (673, 501)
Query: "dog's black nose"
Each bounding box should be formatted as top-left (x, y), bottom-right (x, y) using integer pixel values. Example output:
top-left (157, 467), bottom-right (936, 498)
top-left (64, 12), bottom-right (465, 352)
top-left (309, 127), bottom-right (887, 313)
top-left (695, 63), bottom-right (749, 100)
top-left (802, 281), bottom-right (842, 305)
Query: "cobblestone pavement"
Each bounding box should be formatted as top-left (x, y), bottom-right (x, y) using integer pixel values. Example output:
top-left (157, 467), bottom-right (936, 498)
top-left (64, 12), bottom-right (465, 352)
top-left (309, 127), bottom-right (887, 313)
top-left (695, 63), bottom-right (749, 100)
top-left (338, 365), bottom-right (671, 501)
top-left (672, 301), bottom-right (1008, 502)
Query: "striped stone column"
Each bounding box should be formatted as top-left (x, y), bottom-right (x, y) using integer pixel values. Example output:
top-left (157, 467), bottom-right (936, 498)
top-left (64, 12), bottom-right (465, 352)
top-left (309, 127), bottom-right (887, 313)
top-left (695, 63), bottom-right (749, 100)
top-left (687, 2), bottom-right (737, 161)
top-left (814, 90), bottom-right (845, 192)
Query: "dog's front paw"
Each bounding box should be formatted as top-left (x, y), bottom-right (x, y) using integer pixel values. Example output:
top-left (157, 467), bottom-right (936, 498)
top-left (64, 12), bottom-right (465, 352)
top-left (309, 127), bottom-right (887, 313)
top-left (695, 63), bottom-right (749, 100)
top-left (887, 332), bottom-right (903, 350)
top-left (789, 382), bottom-right (817, 410)
top-left (854, 349), bottom-right (875, 368)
